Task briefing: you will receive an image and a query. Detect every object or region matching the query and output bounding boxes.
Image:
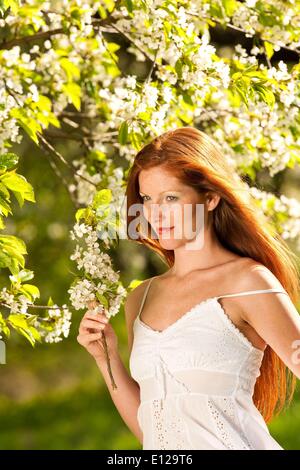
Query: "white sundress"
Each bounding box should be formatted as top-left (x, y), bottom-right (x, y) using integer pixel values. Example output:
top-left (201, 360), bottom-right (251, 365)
top-left (129, 276), bottom-right (289, 450)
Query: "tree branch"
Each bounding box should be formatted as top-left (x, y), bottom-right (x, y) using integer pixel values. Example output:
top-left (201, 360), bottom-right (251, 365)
top-left (0, 2), bottom-right (123, 50)
top-left (186, 11), bottom-right (300, 56)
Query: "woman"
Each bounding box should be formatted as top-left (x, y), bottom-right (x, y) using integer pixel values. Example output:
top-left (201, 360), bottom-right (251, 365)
top-left (77, 127), bottom-right (300, 450)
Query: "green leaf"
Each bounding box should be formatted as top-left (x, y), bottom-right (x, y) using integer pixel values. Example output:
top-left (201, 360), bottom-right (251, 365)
top-left (0, 250), bottom-right (13, 269)
top-left (59, 58), bottom-right (81, 81)
top-left (17, 327), bottom-right (37, 347)
top-left (0, 153), bottom-right (18, 170)
top-left (28, 326), bottom-right (42, 341)
top-left (95, 291), bottom-right (108, 308)
top-left (0, 194), bottom-right (13, 217)
top-left (103, 0), bottom-right (115, 12)
top-left (1, 0), bottom-right (19, 14)
top-left (62, 83), bottom-right (81, 111)
top-left (98, 5), bottom-right (108, 18)
top-left (182, 93), bottom-right (193, 106)
top-left (0, 182), bottom-right (10, 199)
top-left (175, 59), bottom-right (183, 79)
top-left (232, 71), bottom-right (242, 81)
top-left (20, 284), bottom-right (40, 301)
top-left (10, 108), bottom-right (41, 145)
top-left (137, 111), bottom-right (151, 121)
top-left (7, 313), bottom-right (28, 329)
top-left (1, 170), bottom-right (33, 194)
top-left (0, 234), bottom-right (27, 255)
top-left (130, 131), bottom-right (142, 150)
top-left (15, 269), bottom-right (35, 283)
top-left (13, 186), bottom-right (36, 206)
top-left (0, 235), bottom-right (27, 269)
top-left (127, 279), bottom-right (143, 290)
top-left (222, 0), bottom-right (238, 16)
top-left (125, 0), bottom-right (133, 13)
top-left (75, 208), bottom-right (87, 222)
top-left (1, 245), bottom-right (25, 267)
top-left (8, 257), bottom-right (21, 276)
top-left (88, 150), bottom-right (106, 162)
top-left (0, 312), bottom-right (10, 338)
top-left (118, 121), bottom-right (128, 145)
top-left (255, 84), bottom-right (275, 110)
top-left (92, 189), bottom-right (112, 208)
top-left (0, 170), bottom-right (35, 206)
top-left (106, 42), bottom-right (121, 53)
top-left (264, 41), bottom-right (274, 59)
top-left (7, 313), bottom-right (41, 345)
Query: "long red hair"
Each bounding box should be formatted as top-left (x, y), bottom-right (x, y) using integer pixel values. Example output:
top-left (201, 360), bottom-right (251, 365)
top-left (125, 126), bottom-right (300, 423)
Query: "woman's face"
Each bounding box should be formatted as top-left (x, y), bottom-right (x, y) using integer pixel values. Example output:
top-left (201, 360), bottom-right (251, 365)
top-left (138, 166), bottom-right (218, 249)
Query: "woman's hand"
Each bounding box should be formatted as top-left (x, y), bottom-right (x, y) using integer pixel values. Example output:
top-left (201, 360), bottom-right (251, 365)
top-left (77, 300), bottom-right (119, 364)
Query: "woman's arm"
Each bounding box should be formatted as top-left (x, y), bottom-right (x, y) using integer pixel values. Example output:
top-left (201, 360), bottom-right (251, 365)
top-left (78, 288), bottom-right (144, 445)
top-left (94, 352), bottom-right (142, 444)
top-left (238, 264), bottom-right (300, 379)
top-left (94, 286), bottom-right (146, 445)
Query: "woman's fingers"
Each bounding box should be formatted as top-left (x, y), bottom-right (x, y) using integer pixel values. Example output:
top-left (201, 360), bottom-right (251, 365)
top-left (77, 331), bottom-right (103, 345)
top-left (87, 300), bottom-right (97, 310)
top-left (82, 318), bottom-right (107, 328)
top-left (87, 300), bottom-right (104, 312)
top-left (83, 313), bottom-right (108, 329)
top-left (79, 318), bottom-right (107, 334)
top-left (85, 312), bottom-right (108, 322)
top-left (79, 303), bottom-right (109, 334)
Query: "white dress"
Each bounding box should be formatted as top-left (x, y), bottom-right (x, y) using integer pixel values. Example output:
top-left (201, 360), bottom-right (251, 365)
top-left (129, 276), bottom-right (289, 450)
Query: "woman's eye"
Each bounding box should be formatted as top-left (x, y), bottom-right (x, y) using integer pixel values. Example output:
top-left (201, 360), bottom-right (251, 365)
top-left (141, 195), bottom-right (178, 202)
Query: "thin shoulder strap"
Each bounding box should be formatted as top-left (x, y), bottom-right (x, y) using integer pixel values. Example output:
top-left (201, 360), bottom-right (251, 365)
top-left (216, 287), bottom-right (289, 300)
top-left (137, 276), bottom-right (157, 318)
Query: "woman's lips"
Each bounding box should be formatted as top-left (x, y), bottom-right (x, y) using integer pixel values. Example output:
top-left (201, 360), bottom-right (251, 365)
top-left (157, 226), bottom-right (174, 234)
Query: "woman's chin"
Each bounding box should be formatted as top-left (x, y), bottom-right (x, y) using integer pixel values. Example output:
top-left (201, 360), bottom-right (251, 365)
top-left (157, 234), bottom-right (184, 248)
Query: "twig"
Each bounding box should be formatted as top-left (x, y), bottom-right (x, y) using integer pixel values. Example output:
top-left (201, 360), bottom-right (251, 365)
top-left (37, 132), bottom-right (98, 187)
top-left (0, 301), bottom-right (69, 310)
top-left (99, 333), bottom-right (117, 390)
top-left (42, 146), bottom-right (79, 208)
top-left (186, 11), bottom-right (300, 56)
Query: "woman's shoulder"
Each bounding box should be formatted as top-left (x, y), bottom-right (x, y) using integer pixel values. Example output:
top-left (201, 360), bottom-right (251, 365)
top-left (124, 276), bottom-right (157, 320)
top-left (213, 256), bottom-right (284, 296)
top-left (236, 257), bottom-right (285, 291)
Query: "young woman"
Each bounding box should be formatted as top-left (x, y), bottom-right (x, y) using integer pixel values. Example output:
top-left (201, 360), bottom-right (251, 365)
top-left (77, 127), bottom-right (300, 450)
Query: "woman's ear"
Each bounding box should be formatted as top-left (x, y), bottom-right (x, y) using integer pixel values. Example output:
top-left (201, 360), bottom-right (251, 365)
top-left (206, 192), bottom-right (220, 211)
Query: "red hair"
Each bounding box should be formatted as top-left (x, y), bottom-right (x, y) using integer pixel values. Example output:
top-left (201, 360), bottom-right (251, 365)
top-left (125, 126), bottom-right (300, 423)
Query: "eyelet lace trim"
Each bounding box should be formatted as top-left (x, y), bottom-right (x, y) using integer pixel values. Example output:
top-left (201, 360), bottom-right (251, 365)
top-left (208, 397), bottom-right (254, 450)
top-left (137, 297), bottom-right (215, 335)
top-left (153, 398), bottom-right (190, 449)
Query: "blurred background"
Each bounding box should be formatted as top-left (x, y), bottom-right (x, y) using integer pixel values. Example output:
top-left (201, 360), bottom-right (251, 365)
top-left (0, 18), bottom-right (300, 450)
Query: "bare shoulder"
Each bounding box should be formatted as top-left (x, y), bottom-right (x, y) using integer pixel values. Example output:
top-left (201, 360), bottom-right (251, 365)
top-left (231, 259), bottom-right (300, 375)
top-left (124, 276), bottom-right (154, 322)
top-left (237, 258), bottom-right (286, 291)
top-left (232, 258), bottom-right (289, 328)
top-left (124, 276), bottom-right (156, 356)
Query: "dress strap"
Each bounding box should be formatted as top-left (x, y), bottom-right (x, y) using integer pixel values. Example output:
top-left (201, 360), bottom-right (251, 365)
top-left (215, 288), bottom-right (289, 300)
top-left (137, 276), bottom-right (157, 318)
